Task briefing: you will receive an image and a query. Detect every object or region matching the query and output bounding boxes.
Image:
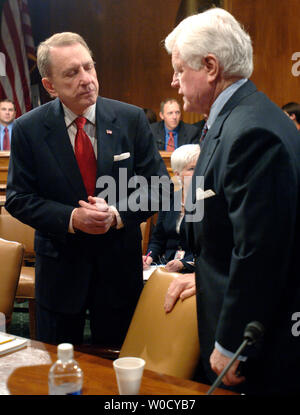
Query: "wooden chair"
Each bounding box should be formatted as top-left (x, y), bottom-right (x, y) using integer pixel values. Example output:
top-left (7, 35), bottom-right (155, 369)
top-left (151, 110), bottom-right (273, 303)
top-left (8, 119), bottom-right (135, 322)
top-left (0, 238), bottom-right (24, 330)
top-left (119, 267), bottom-right (200, 379)
top-left (0, 213), bottom-right (36, 338)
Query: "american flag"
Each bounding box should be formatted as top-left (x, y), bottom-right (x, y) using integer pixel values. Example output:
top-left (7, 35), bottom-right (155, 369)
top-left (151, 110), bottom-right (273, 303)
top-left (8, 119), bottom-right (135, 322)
top-left (0, 0), bottom-right (35, 117)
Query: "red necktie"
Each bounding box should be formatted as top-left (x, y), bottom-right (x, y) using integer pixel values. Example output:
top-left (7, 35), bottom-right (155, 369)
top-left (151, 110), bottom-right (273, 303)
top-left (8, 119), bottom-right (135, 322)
top-left (3, 127), bottom-right (10, 150)
top-left (199, 123), bottom-right (208, 147)
top-left (166, 131), bottom-right (175, 152)
top-left (74, 117), bottom-right (97, 196)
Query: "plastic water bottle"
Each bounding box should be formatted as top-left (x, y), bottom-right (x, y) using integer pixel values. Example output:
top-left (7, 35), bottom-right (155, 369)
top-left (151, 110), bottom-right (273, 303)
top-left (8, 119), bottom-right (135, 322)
top-left (48, 343), bottom-right (83, 395)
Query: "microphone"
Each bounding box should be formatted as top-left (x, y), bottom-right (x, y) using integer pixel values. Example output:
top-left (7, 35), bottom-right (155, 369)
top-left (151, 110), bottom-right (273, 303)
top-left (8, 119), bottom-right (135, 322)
top-left (206, 321), bottom-right (264, 395)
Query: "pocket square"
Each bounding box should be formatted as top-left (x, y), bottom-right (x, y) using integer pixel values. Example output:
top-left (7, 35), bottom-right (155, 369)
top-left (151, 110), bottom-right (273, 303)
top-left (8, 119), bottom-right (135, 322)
top-left (196, 188), bottom-right (216, 201)
top-left (113, 152), bottom-right (130, 161)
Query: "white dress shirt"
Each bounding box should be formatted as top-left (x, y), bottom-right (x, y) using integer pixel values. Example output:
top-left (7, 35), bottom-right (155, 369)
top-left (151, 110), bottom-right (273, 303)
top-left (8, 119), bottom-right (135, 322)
top-left (61, 103), bottom-right (122, 231)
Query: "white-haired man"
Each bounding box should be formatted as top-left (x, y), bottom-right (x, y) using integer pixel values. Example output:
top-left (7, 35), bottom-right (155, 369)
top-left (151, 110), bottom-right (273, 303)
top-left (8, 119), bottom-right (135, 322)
top-left (164, 8), bottom-right (300, 395)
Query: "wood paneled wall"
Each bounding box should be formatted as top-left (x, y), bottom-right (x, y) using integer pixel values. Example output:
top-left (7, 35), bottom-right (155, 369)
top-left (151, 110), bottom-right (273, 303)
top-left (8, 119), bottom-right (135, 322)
top-left (29, 0), bottom-right (183, 120)
top-left (28, 0), bottom-right (300, 121)
top-left (224, 0), bottom-right (300, 108)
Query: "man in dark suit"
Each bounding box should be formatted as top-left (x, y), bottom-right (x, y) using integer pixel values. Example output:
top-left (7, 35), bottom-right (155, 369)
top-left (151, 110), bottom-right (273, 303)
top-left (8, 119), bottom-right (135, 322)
top-left (0, 99), bottom-right (16, 150)
top-left (5, 32), bottom-right (168, 347)
top-left (164, 8), bottom-right (300, 395)
top-left (150, 98), bottom-right (200, 151)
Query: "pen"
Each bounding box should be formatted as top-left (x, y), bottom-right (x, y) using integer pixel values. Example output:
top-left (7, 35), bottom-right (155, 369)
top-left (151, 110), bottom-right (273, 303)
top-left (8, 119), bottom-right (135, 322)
top-left (0, 337), bottom-right (14, 345)
top-left (144, 250), bottom-right (152, 263)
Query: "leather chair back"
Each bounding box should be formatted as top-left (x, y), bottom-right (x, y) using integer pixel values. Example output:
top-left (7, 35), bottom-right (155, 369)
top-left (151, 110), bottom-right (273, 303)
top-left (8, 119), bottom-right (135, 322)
top-left (120, 267), bottom-right (200, 379)
top-left (0, 238), bottom-right (24, 328)
top-left (0, 214), bottom-right (35, 261)
top-left (0, 213), bottom-right (36, 338)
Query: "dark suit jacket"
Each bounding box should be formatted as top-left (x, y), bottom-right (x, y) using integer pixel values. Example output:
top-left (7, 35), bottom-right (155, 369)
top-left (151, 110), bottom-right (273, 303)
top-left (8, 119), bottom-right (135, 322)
top-left (146, 191), bottom-right (193, 267)
top-left (150, 120), bottom-right (200, 150)
top-left (186, 80), bottom-right (300, 395)
top-left (5, 97), bottom-right (168, 320)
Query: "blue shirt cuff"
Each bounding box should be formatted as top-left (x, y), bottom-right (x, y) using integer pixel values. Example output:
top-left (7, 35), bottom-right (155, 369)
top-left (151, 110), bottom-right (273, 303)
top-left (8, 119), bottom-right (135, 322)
top-left (215, 341), bottom-right (247, 362)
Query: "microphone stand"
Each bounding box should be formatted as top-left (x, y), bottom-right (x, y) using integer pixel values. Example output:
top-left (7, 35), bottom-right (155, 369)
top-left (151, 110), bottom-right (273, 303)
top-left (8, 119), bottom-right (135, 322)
top-left (206, 321), bottom-right (264, 395)
top-left (206, 339), bottom-right (248, 395)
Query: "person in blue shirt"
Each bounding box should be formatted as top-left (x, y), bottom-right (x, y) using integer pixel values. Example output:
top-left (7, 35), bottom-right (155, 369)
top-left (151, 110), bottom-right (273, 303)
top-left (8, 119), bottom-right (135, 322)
top-left (150, 98), bottom-right (200, 151)
top-left (0, 99), bottom-right (16, 151)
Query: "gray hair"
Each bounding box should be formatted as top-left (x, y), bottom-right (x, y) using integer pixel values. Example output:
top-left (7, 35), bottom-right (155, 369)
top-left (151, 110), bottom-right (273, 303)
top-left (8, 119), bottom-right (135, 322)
top-left (171, 144), bottom-right (200, 174)
top-left (165, 7), bottom-right (253, 79)
top-left (37, 32), bottom-right (93, 78)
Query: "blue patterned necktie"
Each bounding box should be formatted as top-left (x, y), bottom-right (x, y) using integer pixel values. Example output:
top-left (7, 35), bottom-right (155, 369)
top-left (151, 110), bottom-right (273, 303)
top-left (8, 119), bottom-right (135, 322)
top-left (199, 123), bottom-right (208, 147)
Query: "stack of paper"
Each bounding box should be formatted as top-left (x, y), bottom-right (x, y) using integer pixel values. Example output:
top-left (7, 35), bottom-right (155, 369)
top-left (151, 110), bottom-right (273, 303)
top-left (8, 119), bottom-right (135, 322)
top-left (143, 264), bottom-right (165, 281)
top-left (0, 332), bottom-right (28, 355)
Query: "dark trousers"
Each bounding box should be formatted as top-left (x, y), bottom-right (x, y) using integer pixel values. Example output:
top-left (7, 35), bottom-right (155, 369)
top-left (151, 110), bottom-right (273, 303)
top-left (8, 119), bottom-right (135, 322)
top-left (35, 244), bottom-right (140, 348)
top-left (36, 301), bottom-right (135, 348)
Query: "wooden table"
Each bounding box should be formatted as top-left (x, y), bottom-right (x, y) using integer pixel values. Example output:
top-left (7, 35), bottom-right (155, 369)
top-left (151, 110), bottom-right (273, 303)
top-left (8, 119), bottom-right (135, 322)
top-left (0, 339), bottom-right (237, 396)
top-left (0, 151), bottom-right (9, 190)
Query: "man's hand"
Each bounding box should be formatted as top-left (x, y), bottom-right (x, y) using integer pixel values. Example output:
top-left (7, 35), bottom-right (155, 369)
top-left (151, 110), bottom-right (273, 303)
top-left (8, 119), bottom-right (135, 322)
top-left (165, 259), bottom-right (184, 272)
top-left (164, 273), bottom-right (196, 313)
top-left (210, 348), bottom-right (245, 386)
top-left (72, 197), bottom-right (116, 234)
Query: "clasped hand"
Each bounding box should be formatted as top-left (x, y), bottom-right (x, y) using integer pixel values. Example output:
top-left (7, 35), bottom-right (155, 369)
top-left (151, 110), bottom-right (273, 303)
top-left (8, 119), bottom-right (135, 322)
top-left (72, 196), bottom-right (116, 234)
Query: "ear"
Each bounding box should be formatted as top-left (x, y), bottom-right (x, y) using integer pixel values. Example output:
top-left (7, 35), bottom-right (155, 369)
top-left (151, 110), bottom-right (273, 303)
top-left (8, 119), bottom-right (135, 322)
top-left (42, 77), bottom-right (58, 98)
top-left (202, 54), bottom-right (220, 82)
top-left (289, 113), bottom-right (296, 121)
top-left (159, 111), bottom-right (164, 121)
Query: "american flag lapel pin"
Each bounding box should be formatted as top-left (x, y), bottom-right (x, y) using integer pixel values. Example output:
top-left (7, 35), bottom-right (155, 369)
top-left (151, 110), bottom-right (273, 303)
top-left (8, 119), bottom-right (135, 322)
top-left (106, 129), bottom-right (112, 134)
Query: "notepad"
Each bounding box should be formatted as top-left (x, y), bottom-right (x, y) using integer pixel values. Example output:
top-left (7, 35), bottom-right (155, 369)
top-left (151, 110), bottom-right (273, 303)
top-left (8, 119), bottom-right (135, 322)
top-left (0, 332), bottom-right (28, 355)
top-left (143, 265), bottom-right (165, 281)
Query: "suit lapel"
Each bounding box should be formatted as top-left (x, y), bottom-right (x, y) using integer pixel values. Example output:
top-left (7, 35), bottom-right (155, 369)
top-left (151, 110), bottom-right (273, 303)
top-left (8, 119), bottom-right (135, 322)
top-left (43, 99), bottom-right (86, 198)
top-left (95, 97), bottom-right (119, 179)
top-left (44, 97), bottom-right (121, 199)
top-left (194, 80), bottom-right (257, 178)
top-left (187, 80), bottom-right (258, 246)
top-left (156, 121), bottom-right (165, 150)
top-left (177, 121), bottom-right (185, 147)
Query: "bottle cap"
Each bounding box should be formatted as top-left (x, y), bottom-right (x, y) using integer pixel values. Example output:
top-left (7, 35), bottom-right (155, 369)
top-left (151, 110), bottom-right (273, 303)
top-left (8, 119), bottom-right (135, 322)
top-left (57, 343), bottom-right (74, 361)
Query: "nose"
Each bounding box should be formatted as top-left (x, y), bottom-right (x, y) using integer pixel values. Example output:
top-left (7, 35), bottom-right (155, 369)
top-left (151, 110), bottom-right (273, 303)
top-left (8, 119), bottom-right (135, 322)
top-left (79, 66), bottom-right (93, 85)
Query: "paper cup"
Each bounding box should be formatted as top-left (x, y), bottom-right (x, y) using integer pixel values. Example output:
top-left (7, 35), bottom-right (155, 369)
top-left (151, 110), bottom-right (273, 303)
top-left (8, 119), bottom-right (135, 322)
top-left (113, 357), bottom-right (145, 395)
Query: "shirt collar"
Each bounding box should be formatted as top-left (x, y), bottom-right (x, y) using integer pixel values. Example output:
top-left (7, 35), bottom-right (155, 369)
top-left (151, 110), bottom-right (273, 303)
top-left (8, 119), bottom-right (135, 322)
top-left (164, 123), bottom-right (180, 134)
top-left (62, 102), bottom-right (96, 128)
top-left (0, 122), bottom-right (13, 130)
top-left (206, 78), bottom-right (248, 129)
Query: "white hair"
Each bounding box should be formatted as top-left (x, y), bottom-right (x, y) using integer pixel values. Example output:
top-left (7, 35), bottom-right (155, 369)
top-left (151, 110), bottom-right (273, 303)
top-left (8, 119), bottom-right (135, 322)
top-left (165, 7), bottom-right (253, 79)
top-left (171, 144), bottom-right (200, 174)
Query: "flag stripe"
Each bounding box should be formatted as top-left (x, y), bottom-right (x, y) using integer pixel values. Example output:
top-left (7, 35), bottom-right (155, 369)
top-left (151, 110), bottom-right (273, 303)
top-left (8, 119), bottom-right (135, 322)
top-left (20, 0), bottom-right (35, 58)
top-left (0, 13), bottom-right (24, 114)
top-left (4, 0), bottom-right (31, 110)
top-left (0, 0), bottom-right (34, 116)
top-left (0, 34), bottom-right (22, 115)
